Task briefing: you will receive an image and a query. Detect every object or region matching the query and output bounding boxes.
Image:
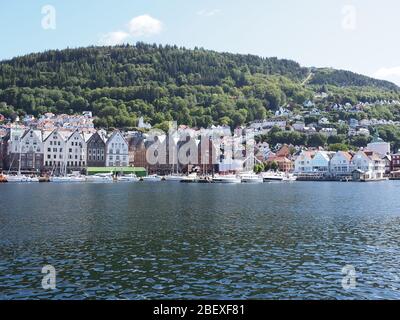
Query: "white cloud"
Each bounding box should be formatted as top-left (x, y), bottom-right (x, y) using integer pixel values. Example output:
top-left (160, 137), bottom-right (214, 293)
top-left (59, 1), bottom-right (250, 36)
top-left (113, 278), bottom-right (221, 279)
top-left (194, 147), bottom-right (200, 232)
top-left (375, 67), bottom-right (400, 79)
top-left (127, 15), bottom-right (162, 37)
top-left (197, 9), bottom-right (221, 17)
top-left (99, 31), bottom-right (130, 46)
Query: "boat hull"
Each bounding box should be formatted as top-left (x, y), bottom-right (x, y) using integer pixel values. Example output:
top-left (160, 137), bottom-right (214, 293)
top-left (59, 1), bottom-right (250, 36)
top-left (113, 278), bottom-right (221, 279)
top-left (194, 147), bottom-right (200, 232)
top-left (213, 177), bottom-right (241, 184)
top-left (241, 178), bottom-right (264, 184)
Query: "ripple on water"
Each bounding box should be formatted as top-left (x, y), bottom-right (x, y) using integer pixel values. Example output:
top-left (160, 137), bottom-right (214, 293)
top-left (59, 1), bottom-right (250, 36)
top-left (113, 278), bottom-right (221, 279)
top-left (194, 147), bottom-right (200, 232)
top-left (1, 182), bottom-right (400, 299)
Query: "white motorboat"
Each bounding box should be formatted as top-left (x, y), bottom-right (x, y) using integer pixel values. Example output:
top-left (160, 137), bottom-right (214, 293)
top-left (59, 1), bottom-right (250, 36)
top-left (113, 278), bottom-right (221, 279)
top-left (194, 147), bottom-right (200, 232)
top-left (141, 174), bottom-right (162, 182)
top-left (180, 173), bottom-right (199, 183)
top-left (50, 173), bottom-right (86, 183)
top-left (163, 174), bottom-right (184, 182)
top-left (240, 172), bottom-right (264, 184)
top-left (262, 171), bottom-right (296, 182)
top-left (86, 173), bottom-right (114, 183)
top-left (5, 174), bottom-right (38, 183)
top-left (213, 174), bottom-right (241, 184)
top-left (117, 174), bottom-right (139, 182)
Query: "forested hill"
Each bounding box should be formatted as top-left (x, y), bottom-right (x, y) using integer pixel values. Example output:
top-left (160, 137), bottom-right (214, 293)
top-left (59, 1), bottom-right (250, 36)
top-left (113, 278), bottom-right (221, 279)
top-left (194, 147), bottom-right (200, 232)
top-left (309, 68), bottom-right (399, 91)
top-left (0, 44), bottom-right (309, 88)
top-left (0, 43), bottom-right (399, 129)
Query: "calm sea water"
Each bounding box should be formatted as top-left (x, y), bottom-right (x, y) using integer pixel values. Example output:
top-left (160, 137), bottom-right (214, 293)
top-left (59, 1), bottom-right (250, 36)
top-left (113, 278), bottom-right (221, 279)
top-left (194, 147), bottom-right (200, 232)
top-left (1, 181), bottom-right (400, 300)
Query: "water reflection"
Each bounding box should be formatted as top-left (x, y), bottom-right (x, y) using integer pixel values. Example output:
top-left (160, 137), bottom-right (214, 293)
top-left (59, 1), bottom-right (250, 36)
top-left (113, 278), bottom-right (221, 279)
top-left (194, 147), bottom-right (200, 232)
top-left (1, 182), bottom-right (400, 299)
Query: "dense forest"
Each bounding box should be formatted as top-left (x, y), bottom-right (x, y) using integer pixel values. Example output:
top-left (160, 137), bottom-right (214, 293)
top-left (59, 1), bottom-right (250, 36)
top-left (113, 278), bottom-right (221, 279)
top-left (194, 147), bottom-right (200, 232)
top-left (0, 43), bottom-right (399, 131)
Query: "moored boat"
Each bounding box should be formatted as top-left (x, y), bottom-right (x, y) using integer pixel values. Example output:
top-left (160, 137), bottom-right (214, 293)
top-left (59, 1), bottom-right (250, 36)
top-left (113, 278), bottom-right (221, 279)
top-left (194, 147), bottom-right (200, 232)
top-left (117, 174), bottom-right (139, 182)
top-left (4, 174), bottom-right (38, 183)
top-left (50, 175), bottom-right (86, 183)
top-left (180, 173), bottom-right (199, 183)
top-left (163, 174), bottom-right (184, 182)
top-left (141, 174), bottom-right (162, 182)
top-left (213, 174), bottom-right (241, 184)
top-left (86, 173), bottom-right (114, 183)
top-left (262, 171), bottom-right (296, 182)
top-left (240, 172), bottom-right (264, 184)
top-left (198, 176), bottom-right (213, 183)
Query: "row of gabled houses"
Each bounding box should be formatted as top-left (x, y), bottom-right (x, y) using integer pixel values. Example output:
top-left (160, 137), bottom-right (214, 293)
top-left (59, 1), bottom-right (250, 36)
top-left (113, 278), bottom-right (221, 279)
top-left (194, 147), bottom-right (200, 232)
top-left (0, 127), bottom-right (129, 174)
top-left (0, 125), bottom-right (222, 175)
top-left (293, 134), bottom-right (393, 181)
top-left (294, 149), bottom-right (388, 180)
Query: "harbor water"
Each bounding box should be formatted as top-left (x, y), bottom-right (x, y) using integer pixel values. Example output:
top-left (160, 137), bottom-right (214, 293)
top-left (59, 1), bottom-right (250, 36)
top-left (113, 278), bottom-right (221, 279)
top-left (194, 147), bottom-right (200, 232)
top-left (1, 181), bottom-right (400, 299)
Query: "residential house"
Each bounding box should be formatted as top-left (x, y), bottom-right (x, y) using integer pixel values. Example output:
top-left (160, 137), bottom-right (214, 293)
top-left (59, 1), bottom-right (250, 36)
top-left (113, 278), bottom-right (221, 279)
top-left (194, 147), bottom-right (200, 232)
top-left (4, 127), bottom-right (26, 171)
top-left (127, 133), bottom-right (147, 168)
top-left (357, 128), bottom-right (370, 137)
top-left (294, 151), bottom-right (315, 173)
top-left (292, 121), bottom-right (306, 132)
top-left (106, 130), bottom-right (129, 167)
top-left (318, 117), bottom-right (330, 125)
top-left (349, 118), bottom-right (359, 128)
top-left (329, 151), bottom-right (353, 177)
top-left (43, 129), bottom-right (71, 173)
top-left (303, 100), bottom-right (314, 108)
top-left (19, 129), bottom-right (44, 172)
top-left (391, 153), bottom-right (400, 173)
top-left (86, 131), bottom-right (107, 167)
top-left (351, 151), bottom-right (386, 181)
top-left (311, 151), bottom-right (331, 173)
top-left (65, 130), bottom-right (87, 170)
top-left (266, 154), bottom-right (293, 172)
top-left (320, 128), bottom-right (337, 137)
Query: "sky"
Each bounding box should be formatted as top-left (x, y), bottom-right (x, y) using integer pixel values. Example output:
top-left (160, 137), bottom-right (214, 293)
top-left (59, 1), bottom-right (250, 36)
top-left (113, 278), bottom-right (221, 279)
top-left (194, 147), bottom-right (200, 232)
top-left (1, 0), bottom-right (400, 84)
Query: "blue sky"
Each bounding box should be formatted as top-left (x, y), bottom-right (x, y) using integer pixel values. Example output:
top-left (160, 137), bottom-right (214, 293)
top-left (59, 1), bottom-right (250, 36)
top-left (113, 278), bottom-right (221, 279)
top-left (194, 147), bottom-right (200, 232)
top-left (1, 0), bottom-right (400, 84)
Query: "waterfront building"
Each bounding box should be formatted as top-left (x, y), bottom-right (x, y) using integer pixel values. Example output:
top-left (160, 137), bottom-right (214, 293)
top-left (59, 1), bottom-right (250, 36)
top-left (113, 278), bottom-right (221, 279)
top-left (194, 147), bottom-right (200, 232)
top-left (266, 155), bottom-right (293, 172)
top-left (351, 151), bottom-right (386, 180)
top-left (105, 130), bottom-right (129, 167)
top-left (3, 126), bottom-right (26, 171)
top-left (128, 135), bottom-right (147, 169)
top-left (197, 135), bottom-right (218, 175)
top-left (19, 128), bottom-right (44, 172)
top-left (391, 153), bottom-right (400, 172)
top-left (43, 129), bottom-right (71, 173)
top-left (311, 151), bottom-right (331, 173)
top-left (86, 131), bottom-right (107, 167)
top-left (329, 151), bottom-right (353, 177)
top-left (65, 130), bottom-right (87, 170)
top-left (294, 151), bottom-right (315, 173)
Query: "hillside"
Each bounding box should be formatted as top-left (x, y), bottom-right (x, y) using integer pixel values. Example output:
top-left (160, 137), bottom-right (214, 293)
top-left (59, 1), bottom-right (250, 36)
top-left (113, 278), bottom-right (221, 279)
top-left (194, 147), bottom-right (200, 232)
top-left (0, 43), bottom-right (399, 129)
